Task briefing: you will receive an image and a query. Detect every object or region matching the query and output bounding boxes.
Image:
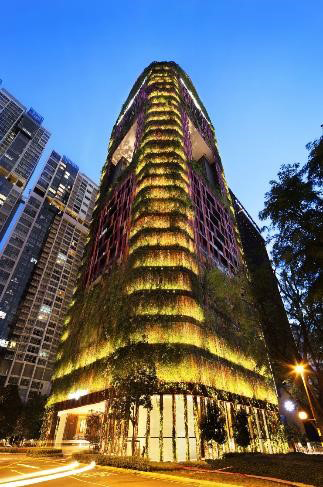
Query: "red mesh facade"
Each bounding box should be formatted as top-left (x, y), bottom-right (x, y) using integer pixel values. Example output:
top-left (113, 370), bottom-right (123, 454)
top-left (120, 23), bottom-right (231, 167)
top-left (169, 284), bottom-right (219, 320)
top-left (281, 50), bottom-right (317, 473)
top-left (85, 174), bottom-right (135, 285)
top-left (190, 169), bottom-right (239, 273)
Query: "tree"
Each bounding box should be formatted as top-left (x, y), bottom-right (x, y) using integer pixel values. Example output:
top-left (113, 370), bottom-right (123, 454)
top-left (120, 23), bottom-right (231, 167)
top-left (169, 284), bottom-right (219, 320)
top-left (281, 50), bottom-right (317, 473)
top-left (283, 422), bottom-right (307, 449)
top-left (0, 385), bottom-right (22, 442)
top-left (259, 136), bottom-right (323, 416)
top-left (108, 340), bottom-right (158, 456)
top-left (200, 402), bottom-right (227, 445)
top-left (11, 394), bottom-right (46, 443)
top-left (234, 410), bottom-right (251, 448)
top-left (0, 387), bottom-right (46, 444)
top-left (23, 395), bottom-right (46, 440)
top-left (85, 413), bottom-right (102, 450)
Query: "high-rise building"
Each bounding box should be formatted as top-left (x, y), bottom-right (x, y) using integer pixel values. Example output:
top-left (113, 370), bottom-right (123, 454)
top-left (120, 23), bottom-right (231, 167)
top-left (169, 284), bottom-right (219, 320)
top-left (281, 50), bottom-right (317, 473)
top-left (45, 62), bottom-right (289, 459)
top-left (230, 192), bottom-right (299, 381)
top-left (0, 86), bottom-right (50, 240)
top-left (0, 150), bottom-right (97, 400)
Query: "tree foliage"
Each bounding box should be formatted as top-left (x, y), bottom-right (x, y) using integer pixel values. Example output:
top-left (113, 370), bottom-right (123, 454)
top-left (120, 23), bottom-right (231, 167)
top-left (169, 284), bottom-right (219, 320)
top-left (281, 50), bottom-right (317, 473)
top-left (233, 410), bottom-right (251, 447)
top-left (200, 402), bottom-right (227, 445)
top-left (21, 395), bottom-right (46, 440)
top-left (259, 136), bottom-right (323, 412)
top-left (85, 413), bottom-right (102, 449)
top-left (108, 340), bottom-right (158, 455)
top-left (0, 386), bottom-right (45, 443)
top-left (0, 385), bottom-right (22, 441)
top-left (283, 422), bottom-right (307, 446)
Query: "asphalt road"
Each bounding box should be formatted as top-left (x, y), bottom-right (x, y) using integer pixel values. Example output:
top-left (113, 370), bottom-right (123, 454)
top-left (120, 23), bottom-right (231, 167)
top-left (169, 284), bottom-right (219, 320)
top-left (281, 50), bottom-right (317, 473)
top-left (0, 455), bottom-right (202, 487)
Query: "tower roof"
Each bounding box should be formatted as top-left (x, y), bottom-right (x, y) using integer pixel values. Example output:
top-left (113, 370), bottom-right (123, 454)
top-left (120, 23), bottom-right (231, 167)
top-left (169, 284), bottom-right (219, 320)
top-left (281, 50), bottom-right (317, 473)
top-left (114, 61), bottom-right (214, 133)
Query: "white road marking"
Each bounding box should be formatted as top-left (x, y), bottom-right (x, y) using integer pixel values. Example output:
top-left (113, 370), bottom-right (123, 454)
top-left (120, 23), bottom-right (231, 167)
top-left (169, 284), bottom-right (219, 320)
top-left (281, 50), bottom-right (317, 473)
top-left (78, 472), bottom-right (112, 478)
top-left (70, 475), bottom-right (109, 487)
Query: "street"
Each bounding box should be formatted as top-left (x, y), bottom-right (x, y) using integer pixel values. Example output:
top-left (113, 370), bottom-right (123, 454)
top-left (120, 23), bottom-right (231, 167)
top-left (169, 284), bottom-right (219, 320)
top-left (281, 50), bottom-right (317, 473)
top-left (0, 455), bottom-right (203, 487)
top-left (1, 454), bottom-right (313, 487)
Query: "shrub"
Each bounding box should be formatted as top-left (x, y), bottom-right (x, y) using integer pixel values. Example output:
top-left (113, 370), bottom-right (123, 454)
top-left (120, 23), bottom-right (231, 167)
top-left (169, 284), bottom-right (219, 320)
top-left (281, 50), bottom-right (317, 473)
top-left (233, 410), bottom-right (251, 447)
top-left (0, 447), bottom-right (62, 456)
top-left (73, 453), bottom-right (151, 471)
top-left (223, 452), bottom-right (264, 459)
top-left (200, 402), bottom-right (227, 445)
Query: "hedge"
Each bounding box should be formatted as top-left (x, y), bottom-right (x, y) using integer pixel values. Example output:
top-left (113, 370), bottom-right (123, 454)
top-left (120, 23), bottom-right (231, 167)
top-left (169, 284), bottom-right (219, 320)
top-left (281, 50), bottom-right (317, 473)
top-left (73, 452), bottom-right (151, 471)
top-left (0, 448), bottom-right (63, 456)
top-left (73, 452), bottom-right (206, 472)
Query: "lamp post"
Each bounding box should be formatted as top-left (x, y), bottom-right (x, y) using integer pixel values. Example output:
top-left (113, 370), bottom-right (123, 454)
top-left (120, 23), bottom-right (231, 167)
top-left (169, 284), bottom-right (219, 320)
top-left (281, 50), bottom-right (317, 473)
top-left (294, 363), bottom-right (322, 439)
top-left (294, 365), bottom-right (316, 422)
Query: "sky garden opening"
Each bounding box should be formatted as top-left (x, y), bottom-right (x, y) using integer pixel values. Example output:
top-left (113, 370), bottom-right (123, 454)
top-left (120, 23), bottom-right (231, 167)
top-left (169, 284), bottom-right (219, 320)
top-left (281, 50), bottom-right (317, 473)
top-left (43, 62), bottom-right (288, 460)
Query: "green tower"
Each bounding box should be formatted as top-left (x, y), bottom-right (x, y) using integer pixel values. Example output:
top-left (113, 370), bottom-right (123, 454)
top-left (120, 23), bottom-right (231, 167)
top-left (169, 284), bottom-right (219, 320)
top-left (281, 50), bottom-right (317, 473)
top-left (45, 62), bottom-right (286, 460)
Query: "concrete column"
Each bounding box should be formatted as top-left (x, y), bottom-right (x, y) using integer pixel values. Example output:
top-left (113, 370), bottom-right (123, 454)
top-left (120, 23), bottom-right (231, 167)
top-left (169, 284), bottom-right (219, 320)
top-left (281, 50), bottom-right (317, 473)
top-left (148, 395), bottom-right (160, 460)
top-left (187, 395), bottom-right (196, 460)
top-left (175, 394), bottom-right (186, 461)
top-left (138, 405), bottom-right (148, 457)
top-left (262, 410), bottom-right (273, 454)
top-left (55, 413), bottom-right (68, 447)
top-left (162, 394), bottom-right (173, 461)
top-left (193, 395), bottom-right (201, 460)
top-left (254, 409), bottom-right (264, 453)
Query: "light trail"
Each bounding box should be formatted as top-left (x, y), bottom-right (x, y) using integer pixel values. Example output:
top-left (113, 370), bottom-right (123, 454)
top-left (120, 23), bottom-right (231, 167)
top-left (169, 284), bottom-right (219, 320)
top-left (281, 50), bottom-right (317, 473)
top-left (1, 462), bottom-right (95, 487)
top-left (0, 461), bottom-right (82, 485)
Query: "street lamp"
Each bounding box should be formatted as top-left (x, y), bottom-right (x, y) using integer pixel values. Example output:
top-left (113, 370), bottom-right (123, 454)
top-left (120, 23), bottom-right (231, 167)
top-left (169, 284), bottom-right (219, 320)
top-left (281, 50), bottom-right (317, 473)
top-left (298, 411), bottom-right (308, 420)
top-left (293, 363), bottom-right (322, 439)
top-left (295, 364), bottom-right (305, 375)
top-left (293, 363), bottom-right (317, 422)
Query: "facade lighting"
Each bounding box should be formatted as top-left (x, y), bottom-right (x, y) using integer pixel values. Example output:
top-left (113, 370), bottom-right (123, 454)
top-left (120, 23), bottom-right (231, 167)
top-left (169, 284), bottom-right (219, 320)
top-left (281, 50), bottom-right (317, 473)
top-left (68, 389), bottom-right (88, 400)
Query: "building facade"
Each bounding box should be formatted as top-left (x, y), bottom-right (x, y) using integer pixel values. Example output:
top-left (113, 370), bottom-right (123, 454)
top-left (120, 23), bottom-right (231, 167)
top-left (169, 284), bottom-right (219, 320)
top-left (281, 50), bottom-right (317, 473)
top-left (0, 150), bottom-right (97, 400)
top-left (0, 86), bottom-right (50, 240)
top-left (45, 62), bottom-right (287, 459)
top-left (230, 192), bottom-right (299, 382)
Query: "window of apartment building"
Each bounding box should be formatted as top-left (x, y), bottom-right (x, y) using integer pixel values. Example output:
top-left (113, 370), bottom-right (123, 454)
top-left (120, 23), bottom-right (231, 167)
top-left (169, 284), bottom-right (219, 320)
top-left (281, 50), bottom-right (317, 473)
top-left (33, 328), bottom-right (43, 337)
top-left (30, 337), bottom-right (41, 345)
top-left (8, 377), bottom-right (18, 385)
top-left (25, 354), bottom-right (37, 363)
top-left (56, 252), bottom-right (67, 265)
top-left (38, 304), bottom-right (51, 321)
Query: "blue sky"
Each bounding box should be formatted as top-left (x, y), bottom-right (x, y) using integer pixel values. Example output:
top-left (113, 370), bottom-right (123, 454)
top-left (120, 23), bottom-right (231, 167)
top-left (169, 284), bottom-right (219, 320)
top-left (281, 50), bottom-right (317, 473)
top-left (2, 0), bottom-right (323, 227)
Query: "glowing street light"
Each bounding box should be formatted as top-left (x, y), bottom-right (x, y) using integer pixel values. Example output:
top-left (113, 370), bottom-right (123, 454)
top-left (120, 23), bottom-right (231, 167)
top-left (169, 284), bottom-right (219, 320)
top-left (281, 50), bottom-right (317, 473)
top-left (298, 411), bottom-right (308, 420)
top-left (293, 363), bottom-right (317, 423)
top-left (294, 364), bottom-right (305, 374)
top-left (284, 400), bottom-right (295, 412)
top-left (293, 362), bottom-right (322, 443)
